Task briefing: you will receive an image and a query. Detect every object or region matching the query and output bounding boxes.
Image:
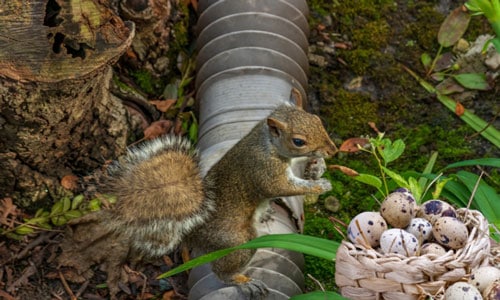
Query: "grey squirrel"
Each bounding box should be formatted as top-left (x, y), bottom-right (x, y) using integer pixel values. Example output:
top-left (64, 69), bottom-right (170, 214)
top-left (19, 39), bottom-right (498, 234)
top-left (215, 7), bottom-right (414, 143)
top-left (58, 98), bottom-right (337, 299)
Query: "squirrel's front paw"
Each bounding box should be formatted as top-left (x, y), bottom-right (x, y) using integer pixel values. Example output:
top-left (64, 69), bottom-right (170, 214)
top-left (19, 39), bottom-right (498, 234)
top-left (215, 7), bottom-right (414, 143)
top-left (233, 275), bottom-right (269, 300)
top-left (316, 178), bottom-right (332, 193)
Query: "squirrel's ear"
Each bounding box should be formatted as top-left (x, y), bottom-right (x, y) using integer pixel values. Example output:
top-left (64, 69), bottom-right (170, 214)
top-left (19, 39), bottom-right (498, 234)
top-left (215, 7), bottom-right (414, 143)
top-left (267, 117), bottom-right (287, 137)
top-left (290, 88), bottom-right (303, 109)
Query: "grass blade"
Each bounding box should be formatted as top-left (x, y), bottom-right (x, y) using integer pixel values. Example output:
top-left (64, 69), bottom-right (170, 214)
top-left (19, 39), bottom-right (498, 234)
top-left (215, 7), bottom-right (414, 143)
top-left (443, 157), bottom-right (500, 170)
top-left (158, 234), bottom-right (340, 279)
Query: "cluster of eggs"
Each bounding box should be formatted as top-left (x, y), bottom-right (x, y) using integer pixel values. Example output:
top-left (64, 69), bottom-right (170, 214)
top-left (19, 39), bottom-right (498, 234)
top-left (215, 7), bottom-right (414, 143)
top-left (445, 267), bottom-right (500, 299)
top-left (347, 188), bottom-right (466, 256)
top-left (346, 188), bottom-right (500, 299)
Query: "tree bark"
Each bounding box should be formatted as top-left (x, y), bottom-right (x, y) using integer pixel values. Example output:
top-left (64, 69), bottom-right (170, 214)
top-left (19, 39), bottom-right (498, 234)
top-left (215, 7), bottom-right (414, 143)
top-left (0, 0), bottom-right (135, 207)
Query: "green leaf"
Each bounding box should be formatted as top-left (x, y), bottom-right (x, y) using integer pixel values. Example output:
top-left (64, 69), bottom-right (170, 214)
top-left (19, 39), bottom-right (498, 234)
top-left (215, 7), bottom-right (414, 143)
top-left (62, 197), bottom-right (71, 212)
top-left (408, 177), bottom-right (422, 203)
top-left (380, 139), bottom-right (405, 164)
top-left (353, 173), bottom-right (383, 190)
top-left (452, 73), bottom-right (490, 90)
top-left (158, 234), bottom-right (340, 279)
top-left (438, 7), bottom-right (471, 47)
top-left (381, 166), bottom-right (409, 188)
top-left (454, 171), bottom-right (500, 222)
top-left (71, 194), bottom-right (85, 210)
top-left (189, 118), bottom-right (198, 144)
top-left (443, 157), bottom-right (500, 170)
top-left (64, 210), bottom-right (83, 220)
top-left (421, 53), bottom-right (432, 69)
top-left (418, 151), bottom-right (438, 196)
top-left (436, 93), bottom-right (500, 148)
top-left (439, 177), bottom-right (471, 207)
top-left (290, 291), bottom-right (348, 300)
top-left (50, 201), bottom-right (64, 216)
top-left (51, 215), bottom-right (68, 226)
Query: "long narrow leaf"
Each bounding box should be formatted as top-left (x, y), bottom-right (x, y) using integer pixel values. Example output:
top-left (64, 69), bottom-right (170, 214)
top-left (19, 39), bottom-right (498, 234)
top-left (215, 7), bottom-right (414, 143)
top-left (441, 179), bottom-right (471, 207)
top-left (404, 64), bottom-right (500, 148)
top-left (418, 151), bottom-right (439, 197)
top-left (443, 158), bottom-right (500, 170)
top-left (436, 94), bottom-right (500, 148)
top-left (455, 171), bottom-right (500, 222)
top-left (158, 234), bottom-right (340, 279)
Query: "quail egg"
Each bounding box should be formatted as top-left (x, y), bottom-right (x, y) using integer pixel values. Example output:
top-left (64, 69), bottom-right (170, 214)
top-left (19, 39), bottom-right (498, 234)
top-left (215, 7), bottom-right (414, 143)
top-left (380, 228), bottom-right (419, 256)
top-left (445, 282), bottom-right (483, 299)
top-left (347, 211), bottom-right (388, 247)
top-left (380, 188), bottom-right (416, 228)
top-left (420, 242), bottom-right (447, 256)
top-left (432, 216), bottom-right (468, 249)
top-left (469, 266), bottom-right (500, 293)
top-left (483, 280), bottom-right (500, 300)
top-left (405, 218), bottom-right (432, 242)
top-left (417, 199), bottom-right (456, 224)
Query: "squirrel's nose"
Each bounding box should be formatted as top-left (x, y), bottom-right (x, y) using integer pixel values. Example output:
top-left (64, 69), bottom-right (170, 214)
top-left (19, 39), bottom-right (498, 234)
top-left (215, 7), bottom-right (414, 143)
top-left (325, 140), bottom-right (338, 157)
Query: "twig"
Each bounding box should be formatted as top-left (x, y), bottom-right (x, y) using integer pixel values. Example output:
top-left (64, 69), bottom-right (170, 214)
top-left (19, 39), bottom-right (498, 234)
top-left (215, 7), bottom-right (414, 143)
top-left (75, 280), bottom-right (89, 298)
top-left (466, 171), bottom-right (484, 209)
top-left (59, 270), bottom-right (77, 300)
top-left (307, 273), bottom-right (325, 292)
top-left (15, 231), bottom-right (58, 260)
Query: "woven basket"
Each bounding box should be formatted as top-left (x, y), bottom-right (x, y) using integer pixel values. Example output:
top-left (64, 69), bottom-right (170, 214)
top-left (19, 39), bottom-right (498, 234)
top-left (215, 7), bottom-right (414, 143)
top-left (335, 208), bottom-right (491, 300)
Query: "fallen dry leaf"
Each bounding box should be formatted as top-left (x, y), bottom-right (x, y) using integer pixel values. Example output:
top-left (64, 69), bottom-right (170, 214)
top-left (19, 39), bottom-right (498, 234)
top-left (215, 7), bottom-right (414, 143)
top-left (368, 122), bottom-right (381, 134)
top-left (150, 99), bottom-right (176, 113)
top-left (61, 174), bottom-right (79, 191)
top-left (455, 101), bottom-right (465, 116)
top-left (0, 198), bottom-right (19, 227)
top-left (328, 165), bottom-right (359, 177)
top-left (162, 290), bottom-right (177, 300)
top-left (143, 120), bottom-right (173, 140)
top-left (339, 138), bottom-right (370, 153)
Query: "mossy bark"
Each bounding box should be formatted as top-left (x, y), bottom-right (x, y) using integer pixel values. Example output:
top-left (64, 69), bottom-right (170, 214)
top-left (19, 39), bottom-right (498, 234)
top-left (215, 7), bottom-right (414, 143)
top-left (0, 0), bottom-right (135, 207)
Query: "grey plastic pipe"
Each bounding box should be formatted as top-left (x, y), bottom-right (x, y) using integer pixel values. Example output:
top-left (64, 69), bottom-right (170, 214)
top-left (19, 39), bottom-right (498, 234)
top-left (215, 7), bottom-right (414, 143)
top-left (189, 0), bottom-right (310, 299)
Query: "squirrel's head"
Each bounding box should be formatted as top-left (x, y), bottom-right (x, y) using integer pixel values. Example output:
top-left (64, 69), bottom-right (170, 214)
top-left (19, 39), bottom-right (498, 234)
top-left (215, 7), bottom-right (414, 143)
top-left (266, 105), bottom-right (338, 158)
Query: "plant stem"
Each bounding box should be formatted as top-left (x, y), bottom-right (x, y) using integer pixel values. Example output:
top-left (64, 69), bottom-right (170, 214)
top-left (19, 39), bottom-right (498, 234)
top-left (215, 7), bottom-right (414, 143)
top-left (427, 44), bottom-right (444, 76)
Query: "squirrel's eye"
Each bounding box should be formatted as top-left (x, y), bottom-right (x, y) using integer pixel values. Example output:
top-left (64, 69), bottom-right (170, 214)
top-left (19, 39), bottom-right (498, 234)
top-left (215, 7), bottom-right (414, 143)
top-left (292, 138), bottom-right (306, 147)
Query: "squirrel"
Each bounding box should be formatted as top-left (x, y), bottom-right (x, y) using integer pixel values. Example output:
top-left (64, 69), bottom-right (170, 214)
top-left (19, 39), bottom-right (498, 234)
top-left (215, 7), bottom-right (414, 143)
top-left (58, 95), bottom-right (337, 299)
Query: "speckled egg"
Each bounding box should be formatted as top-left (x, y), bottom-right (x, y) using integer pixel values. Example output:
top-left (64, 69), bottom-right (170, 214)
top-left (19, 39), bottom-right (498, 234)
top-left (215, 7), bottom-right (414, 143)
top-left (347, 211), bottom-right (388, 248)
top-left (380, 228), bottom-right (419, 256)
top-left (432, 216), bottom-right (468, 249)
top-left (405, 218), bottom-right (432, 241)
top-left (444, 282), bottom-right (483, 300)
top-left (469, 266), bottom-right (500, 293)
top-left (380, 188), bottom-right (416, 228)
top-left (420, 242), bottom-right (447, 256)
top-left (417, 199), bottom-right (457, 225)
top-left (483, 280), bottom-right (500, 300)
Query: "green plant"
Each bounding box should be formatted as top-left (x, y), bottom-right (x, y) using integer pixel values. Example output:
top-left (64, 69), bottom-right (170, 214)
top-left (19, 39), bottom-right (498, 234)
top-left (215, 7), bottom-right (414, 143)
top-left (0, 194), bottom-right (114, 239)
top-left (403, 4), bottom-right (500, 148)
top-left (465, 0), bottom-right (500, 51)
top-left (158, 234), bottom-right (340, 279)
top-left (335, 133), bottom-right (500, 234)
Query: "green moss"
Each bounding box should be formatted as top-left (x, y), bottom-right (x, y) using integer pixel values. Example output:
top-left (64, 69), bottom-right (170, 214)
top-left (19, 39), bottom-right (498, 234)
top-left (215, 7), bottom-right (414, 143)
top-left (403, 5), bottom-right (443, 51)
top-left (303, 208), bottom-right (339, 292)
top-left (321, 90), bottom-right (379, 138)
top-left (130, 69), bottom-right (162, 95)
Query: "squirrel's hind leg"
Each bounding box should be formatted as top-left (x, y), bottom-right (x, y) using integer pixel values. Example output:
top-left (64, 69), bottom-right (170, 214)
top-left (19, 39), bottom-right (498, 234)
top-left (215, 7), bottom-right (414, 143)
top-left (211, 249), bottom-right (269, 298)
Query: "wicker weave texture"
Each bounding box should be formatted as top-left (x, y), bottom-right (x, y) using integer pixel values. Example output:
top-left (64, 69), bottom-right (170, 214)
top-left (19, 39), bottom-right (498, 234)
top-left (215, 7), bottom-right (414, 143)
top-left (335, 209), bottom-right (491, 300)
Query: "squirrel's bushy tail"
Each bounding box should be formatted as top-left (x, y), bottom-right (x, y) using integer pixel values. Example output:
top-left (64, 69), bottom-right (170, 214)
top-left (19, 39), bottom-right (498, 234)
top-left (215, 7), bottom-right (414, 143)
top-left (102, 135), bottom-right (215, 257)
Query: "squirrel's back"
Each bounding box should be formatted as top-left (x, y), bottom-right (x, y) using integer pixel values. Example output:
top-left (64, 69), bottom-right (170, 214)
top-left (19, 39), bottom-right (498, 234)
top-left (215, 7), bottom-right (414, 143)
top-left (103, 135), bottom-right (215, 257)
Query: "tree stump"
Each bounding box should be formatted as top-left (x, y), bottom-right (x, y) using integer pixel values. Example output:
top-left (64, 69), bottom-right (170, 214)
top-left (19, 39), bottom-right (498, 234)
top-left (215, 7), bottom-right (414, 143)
top-left (0, 0), bottom-right (135, 206)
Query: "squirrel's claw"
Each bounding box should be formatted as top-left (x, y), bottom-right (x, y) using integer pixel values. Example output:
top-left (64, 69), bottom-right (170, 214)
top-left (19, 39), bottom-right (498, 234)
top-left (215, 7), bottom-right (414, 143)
top-left (235, 278), bottom-right (269, 300)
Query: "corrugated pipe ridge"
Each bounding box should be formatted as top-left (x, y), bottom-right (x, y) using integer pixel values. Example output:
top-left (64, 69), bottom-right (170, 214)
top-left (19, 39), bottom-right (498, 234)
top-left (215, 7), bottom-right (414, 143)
top-left (189, 0), bottom-right (310, 299)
